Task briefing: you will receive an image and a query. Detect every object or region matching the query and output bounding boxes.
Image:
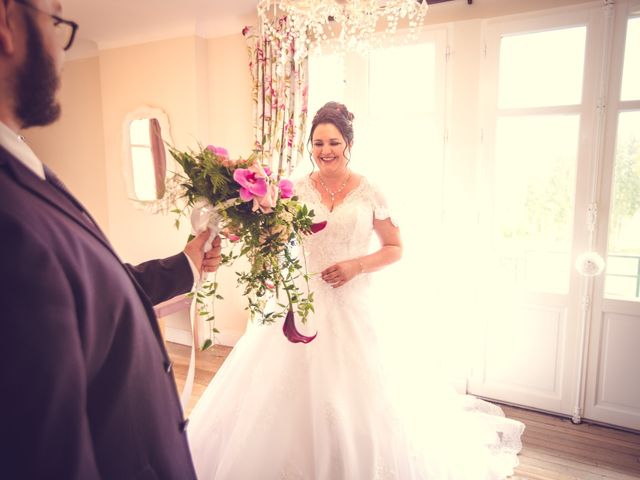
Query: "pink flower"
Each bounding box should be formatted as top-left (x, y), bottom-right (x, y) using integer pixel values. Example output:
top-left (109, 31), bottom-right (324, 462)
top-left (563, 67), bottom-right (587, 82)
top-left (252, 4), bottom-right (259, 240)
top-left (207, 144), bottom-right (236, 167)
top-left (221, 228), bottom-right (241, 242)
top-left (233, 168), bottom-right (268, 199)
top-left (221, 157), bottom-right (237, 168)
top-left (310, 221), bottom-right (327, 234)
top-left (278, 179), bottom-right (294, 199)
top-left (206, 145), bottom-right (229, 159)
top-left (283, 309), bottom-right (317, 344)
top-left (234, 162), bottom-right (278, 212)
top-left (252, 184), bottom-right (278, 213)
top-left (248, 162), bottom-right (269, 179)
top-left (264, 167), bottom-right (272, 177)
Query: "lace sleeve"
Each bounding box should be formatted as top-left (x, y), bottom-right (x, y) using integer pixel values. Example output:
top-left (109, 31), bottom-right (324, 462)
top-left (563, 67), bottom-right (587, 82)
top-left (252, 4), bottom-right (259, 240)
top-left (368, 180), bottom-right (399, 227)
top-left (293, 176), bottom-right (312, 203)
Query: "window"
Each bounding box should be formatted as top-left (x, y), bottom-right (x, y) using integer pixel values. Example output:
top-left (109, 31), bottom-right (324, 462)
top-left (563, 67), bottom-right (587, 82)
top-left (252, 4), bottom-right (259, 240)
top-left (620, 17), bottom-right (640, 101)
top-left (497, 27), bottom-right (586, 109)
top-left (483, 25), bottom-right (587, 294)
top-left (129, 118), bottom-right (157, 201)
top-left (605, 16), bottom-right (640, 300)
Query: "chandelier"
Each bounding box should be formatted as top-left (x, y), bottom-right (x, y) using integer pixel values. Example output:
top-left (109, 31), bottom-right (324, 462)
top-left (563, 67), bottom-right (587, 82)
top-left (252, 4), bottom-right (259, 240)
top-left (257, 0), bottom-right (429, 57)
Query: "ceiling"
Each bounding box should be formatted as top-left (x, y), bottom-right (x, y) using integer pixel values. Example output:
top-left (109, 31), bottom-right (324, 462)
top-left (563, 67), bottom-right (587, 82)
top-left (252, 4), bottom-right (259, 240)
top-left (61, 0), bottom-right (461, 58)
top-left (60, 0), bottom-right (589, 59)
top-left (62, 0), bottom-right (259, 58)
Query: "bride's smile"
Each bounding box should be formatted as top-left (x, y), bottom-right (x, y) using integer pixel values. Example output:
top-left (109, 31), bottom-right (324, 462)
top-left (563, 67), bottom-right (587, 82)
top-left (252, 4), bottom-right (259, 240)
top-left (312, 123), bottom-right (351, 175)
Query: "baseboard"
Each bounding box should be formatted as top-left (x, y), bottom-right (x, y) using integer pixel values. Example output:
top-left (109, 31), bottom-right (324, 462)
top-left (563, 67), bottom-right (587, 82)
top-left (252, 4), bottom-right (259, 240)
top-left (166, 326), bottom-right (244, 348)
top-left (165, 326), bottom-right (192, 346)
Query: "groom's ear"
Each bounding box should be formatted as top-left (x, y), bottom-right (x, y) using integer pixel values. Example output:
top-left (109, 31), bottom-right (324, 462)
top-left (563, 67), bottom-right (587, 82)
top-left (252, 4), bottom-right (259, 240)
top-left (0, 0), bottom-right (19, 56)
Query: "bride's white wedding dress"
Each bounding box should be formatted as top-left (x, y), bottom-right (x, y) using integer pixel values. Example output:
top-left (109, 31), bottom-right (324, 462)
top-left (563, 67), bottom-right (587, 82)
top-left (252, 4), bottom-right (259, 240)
top-left (188, 176), bottom-right (524, 479)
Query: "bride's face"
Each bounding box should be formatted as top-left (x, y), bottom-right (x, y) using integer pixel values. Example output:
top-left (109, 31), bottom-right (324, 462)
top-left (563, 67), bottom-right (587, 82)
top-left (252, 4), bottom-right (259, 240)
top-left (312, 123), bottom-right (351, 176)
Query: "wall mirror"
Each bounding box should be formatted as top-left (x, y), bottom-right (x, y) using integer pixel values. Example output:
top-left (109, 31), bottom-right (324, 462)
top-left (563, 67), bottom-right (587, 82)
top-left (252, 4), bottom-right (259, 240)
top-left (122, 106), bottom-right (180, 213)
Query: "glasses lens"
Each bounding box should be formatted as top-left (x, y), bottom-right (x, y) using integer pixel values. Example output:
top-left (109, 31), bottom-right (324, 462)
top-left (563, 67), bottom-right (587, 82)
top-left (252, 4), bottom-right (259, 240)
top-left (55, 22), bottom-right (70, 49)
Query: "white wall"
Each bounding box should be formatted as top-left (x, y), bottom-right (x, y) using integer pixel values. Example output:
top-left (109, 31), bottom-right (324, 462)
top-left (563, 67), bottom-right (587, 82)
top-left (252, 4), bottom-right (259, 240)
top-left (27, 56), bottom-right (109, 229)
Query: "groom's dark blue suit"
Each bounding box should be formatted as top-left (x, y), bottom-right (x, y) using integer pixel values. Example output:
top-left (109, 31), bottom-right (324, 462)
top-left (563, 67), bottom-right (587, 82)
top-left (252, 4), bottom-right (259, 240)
top-left (0, 147), bottom-right (197, 479)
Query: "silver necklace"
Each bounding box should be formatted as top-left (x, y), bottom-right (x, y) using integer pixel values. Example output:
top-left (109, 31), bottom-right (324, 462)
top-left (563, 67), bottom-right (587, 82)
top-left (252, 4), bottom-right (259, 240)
top-left (317, 172), bottom-right (351, 211)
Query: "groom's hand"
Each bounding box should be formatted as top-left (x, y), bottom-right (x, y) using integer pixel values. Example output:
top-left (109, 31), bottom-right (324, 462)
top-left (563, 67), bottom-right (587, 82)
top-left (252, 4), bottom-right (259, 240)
top-left (202, 235), bottom-right (223, 273)
top-left (184, 230), bottom-right (222, 275)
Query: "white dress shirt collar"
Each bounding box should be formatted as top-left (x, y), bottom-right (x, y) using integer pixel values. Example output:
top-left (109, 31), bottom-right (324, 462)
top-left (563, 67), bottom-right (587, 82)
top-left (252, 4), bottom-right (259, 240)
top-left (0, 122), bottom-right (45, 180)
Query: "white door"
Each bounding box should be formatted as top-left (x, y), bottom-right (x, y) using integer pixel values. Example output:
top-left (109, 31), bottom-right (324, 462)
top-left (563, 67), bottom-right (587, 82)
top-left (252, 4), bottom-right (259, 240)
top-left (468, 6), bottom-right (607, 416)
top-left (584, 4), bottom-right (640, 431)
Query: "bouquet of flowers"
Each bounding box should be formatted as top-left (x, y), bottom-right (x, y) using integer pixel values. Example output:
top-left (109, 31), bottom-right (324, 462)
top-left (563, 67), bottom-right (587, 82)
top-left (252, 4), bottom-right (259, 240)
top-left (170, 144), bottom-right (326, 348)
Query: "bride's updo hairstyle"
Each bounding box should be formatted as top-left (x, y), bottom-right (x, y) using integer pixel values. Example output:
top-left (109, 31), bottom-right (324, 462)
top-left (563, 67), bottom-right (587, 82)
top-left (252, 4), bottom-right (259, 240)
top-left (307, 101), bottom-right (355, 168)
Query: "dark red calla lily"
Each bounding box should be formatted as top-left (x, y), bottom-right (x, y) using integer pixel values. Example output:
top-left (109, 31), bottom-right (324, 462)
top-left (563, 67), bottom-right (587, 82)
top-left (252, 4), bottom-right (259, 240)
top-left (283, 309), bottom-right (317, 344)
top-left (309, 221), bottom-right (327, 234)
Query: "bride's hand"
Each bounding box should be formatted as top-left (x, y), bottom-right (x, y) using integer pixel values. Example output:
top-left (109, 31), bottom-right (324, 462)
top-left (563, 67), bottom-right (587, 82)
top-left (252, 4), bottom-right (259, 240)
top-left (321, 260), bottom-right (362, 288)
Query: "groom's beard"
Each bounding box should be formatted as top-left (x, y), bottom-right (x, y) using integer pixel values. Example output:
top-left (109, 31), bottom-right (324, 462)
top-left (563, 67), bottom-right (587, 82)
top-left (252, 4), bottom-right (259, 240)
top-left (15, 14), bottom-right (62, 129)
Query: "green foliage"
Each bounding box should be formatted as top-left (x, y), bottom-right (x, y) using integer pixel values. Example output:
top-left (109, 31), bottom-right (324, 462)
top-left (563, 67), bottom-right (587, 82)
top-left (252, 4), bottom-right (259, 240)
top-left (612, 137), bottom-right (640, 222)
top-left (522, 158), bottom-right (572, 241)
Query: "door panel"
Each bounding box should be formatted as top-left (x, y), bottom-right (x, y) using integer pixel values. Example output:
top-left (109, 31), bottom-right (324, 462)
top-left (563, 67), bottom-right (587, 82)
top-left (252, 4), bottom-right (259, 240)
top-left (470, 9), bottom-right (601, 417)
top-left (584, 8), bottom-right (640, 431)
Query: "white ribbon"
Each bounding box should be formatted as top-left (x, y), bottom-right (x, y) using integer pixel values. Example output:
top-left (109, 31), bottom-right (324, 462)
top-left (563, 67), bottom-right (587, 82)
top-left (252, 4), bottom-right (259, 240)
top-left (190, 199), bottom-right (222, 254)
top-left (181, 197), bottom-right (237, 410)
top-left (180, 302), bottom-right (197, 411)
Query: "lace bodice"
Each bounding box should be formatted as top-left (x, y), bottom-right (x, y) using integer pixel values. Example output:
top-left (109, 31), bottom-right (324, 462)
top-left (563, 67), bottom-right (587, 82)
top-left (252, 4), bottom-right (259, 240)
top-left (294, 175), bottom-right (397, 275)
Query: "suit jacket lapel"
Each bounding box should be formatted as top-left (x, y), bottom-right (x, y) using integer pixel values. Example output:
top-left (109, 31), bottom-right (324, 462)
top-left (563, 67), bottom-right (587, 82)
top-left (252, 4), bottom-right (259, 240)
top-left (0, 147), bottom-right (116, 252)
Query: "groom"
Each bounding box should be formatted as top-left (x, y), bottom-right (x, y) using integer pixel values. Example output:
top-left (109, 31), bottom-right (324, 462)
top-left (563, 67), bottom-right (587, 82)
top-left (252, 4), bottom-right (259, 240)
top-left (0, 1), bottom-right (219, 478)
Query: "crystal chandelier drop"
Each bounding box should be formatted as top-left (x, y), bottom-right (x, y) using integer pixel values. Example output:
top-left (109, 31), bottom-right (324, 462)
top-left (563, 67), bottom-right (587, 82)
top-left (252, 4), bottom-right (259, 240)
top-left (257, 0), bottom-right (429, 57)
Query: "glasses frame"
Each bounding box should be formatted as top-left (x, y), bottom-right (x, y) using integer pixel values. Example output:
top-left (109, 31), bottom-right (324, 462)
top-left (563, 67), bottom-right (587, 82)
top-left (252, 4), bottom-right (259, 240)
top-left (14, 0), bottom-right (79, 51)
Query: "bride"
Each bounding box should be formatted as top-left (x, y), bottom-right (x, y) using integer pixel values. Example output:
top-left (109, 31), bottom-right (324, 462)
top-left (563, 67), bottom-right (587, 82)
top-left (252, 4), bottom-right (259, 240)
top-left (188, 101), bottom-right (524, 479)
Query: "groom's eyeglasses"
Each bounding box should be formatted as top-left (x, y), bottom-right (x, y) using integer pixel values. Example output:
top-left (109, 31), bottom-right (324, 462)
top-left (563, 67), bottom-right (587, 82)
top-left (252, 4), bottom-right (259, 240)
top-left (15, 0), bottom-right (79, 51)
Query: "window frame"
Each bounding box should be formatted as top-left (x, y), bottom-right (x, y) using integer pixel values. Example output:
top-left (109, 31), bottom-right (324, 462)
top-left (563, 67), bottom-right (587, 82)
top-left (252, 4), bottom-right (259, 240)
top-left (477, 3), bottom-right (607, 296)
top-left (597, 0), bottom-right (640, 301)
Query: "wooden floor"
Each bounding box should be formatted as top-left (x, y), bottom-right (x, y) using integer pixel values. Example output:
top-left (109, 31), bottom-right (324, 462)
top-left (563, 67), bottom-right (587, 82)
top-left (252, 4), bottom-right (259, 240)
top-left (167, 342), bottom-right (640, 480)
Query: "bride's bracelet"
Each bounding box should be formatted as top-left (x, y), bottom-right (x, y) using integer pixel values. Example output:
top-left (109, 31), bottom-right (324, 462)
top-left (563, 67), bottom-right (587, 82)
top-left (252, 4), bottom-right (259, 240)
top-left (358, 261), bottom-right (364, 274)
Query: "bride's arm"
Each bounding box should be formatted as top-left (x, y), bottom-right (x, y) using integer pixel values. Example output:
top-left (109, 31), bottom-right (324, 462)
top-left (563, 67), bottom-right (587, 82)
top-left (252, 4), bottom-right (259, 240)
top-left (359, 217), bottom-right (402, 272)
top-left (320, 217), bottom-right (402, 288)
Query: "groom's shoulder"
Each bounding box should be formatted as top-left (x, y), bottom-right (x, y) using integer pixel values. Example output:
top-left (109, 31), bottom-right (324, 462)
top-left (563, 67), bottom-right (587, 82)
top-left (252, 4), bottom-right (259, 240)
top-left (0, 159), bottom-right (22, 202)
top-left (0, 143), bottom-right (21, 169)
top-left (0, 152), bottom-right (44, 229)
top-left (0, 144), bottom-right (11, 164)
top-left (0, 146), bottom-right (25, 188)
top-left (0, 155), bottom-right (28, 204)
